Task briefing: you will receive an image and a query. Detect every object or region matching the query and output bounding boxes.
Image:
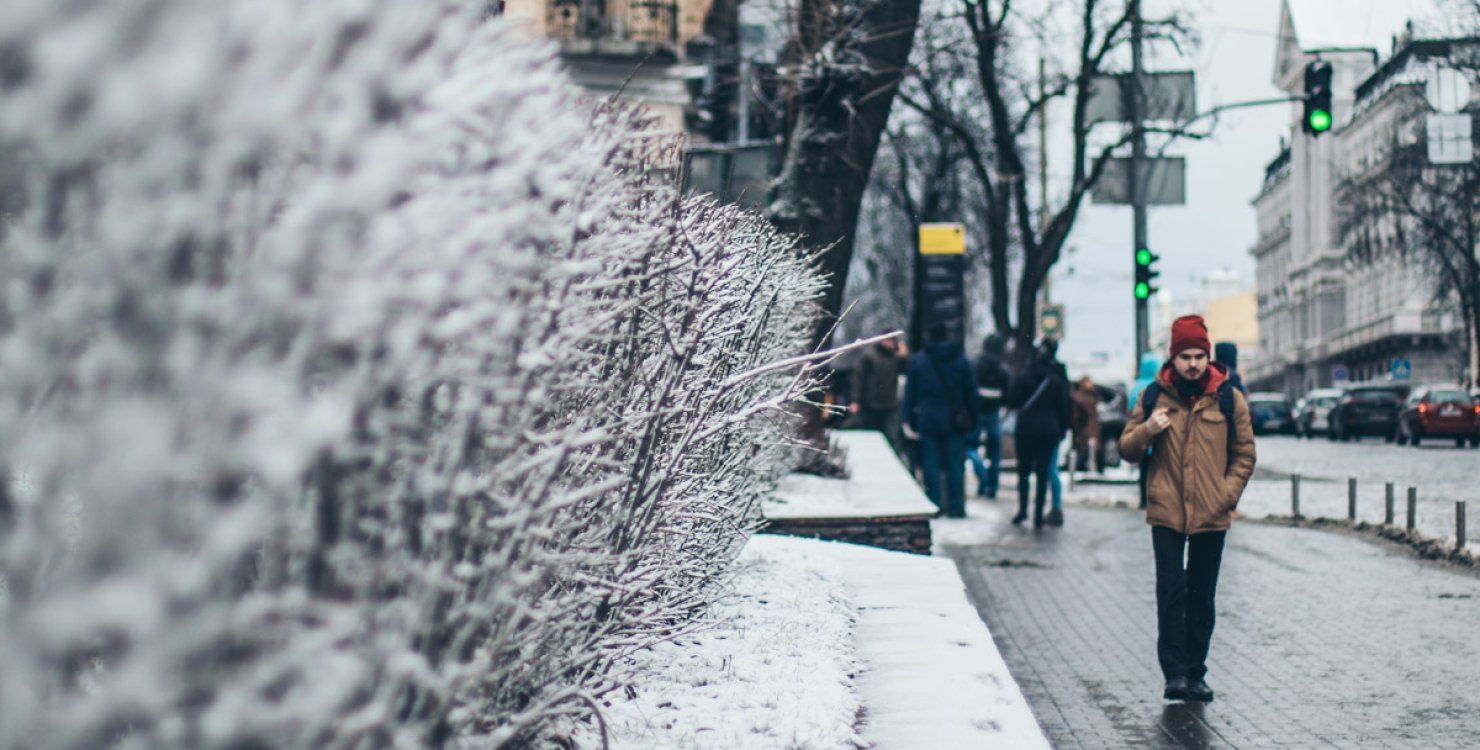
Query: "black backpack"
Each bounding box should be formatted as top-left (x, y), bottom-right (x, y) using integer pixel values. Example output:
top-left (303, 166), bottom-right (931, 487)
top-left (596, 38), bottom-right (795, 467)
top-left (1136, 381), bottom-right (1238, 506)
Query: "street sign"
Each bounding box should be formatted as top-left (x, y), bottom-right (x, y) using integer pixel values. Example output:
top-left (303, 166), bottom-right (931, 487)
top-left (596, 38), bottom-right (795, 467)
top-left (917, 223), bottom-right (966, 344)
top-left (1039, 304), bottom-right (1065, 340)
top-left (1332, 364), bottom-right (1349, 382)
top-left (1086, 72), bottom-right (1197, 124)
top-left (1091, 157), bottom-right (1186, 205)
top-left (919, 223), bottom-right (966, 255)
top-left (1391, 358), bottom-right (1412, 380)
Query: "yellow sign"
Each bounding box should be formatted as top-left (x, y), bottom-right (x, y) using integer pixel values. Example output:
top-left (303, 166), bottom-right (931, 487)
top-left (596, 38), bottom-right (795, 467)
top-left (919, 223), bottom-right (966, 255)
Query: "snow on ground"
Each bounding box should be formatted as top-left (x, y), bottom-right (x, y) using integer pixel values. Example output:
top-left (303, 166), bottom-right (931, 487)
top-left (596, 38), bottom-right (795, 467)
top-left (584, 534), bottom-right (1049, 749)
top-left (580, 536), bottom-right (865, 750)
top-left (764, 431), bottom-right (937, 520)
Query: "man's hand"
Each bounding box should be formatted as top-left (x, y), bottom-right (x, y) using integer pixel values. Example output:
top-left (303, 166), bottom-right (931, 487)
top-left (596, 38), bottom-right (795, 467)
top-left (848, 403), bottom-right (860, 415)
top-left (1145, 408), bottom-right (1173, 435)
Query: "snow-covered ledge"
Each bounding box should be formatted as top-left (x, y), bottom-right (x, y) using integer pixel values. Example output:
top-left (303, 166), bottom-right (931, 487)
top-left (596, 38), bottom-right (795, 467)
top-left (762, 430), bottom-right (939, 553)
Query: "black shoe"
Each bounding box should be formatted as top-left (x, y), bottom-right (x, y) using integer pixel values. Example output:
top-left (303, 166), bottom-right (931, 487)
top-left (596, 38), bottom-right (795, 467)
top-left (1186, 678), bottom-right (1214, 702)
top-left (1033, 513), bottom-right (1044, 529)
top-left (1011, 511), bottom-right (1028, 525)
top-left (1046, 508), bottom-right (1063, 526)
top-left (1163, 677), bottom-right (1189, 701)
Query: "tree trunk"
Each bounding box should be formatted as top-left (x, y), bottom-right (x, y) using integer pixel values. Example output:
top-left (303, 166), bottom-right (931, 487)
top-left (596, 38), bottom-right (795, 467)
top-left (767, 0), bottom-right (923, 347)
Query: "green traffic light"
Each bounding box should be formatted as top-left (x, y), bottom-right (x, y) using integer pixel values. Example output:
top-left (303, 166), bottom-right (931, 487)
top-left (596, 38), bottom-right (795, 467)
top-left (1136, 248), bottom-right (1152, 265)
top-left (1134, 282), bottom-right (1150, 300)
top-left (1308, 109), bottom-right (1332, 132)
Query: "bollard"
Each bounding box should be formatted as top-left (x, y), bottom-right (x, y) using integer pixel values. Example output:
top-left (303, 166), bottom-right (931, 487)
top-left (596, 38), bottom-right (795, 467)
top-left (1292, 475), bottom-right (1301, 518)
top-left (1407, 487), bottom-right (1418, 532)
top-left (1385, 482), bottom-right (1395, 525)
top-left (1348, 477), bottom-right (1357, 521)
top-left (1459, 501), bottom-right (1467, 549)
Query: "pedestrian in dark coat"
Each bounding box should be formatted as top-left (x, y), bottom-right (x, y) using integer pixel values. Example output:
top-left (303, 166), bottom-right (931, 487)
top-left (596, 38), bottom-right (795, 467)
top-left (966, 333), bottom-right (1011, 498)
top-left (1006, 342), bottom-right (1072, 528)
top-left (1121, 315), bottom-right (1257, 704)
top-left (902, 325), bottom-right (979, 518)
top-left (852, 337), bottom-right (907, 451)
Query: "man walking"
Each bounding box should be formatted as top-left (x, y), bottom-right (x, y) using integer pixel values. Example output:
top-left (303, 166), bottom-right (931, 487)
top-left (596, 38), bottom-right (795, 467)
top-left (1006, 340), bottom-right (1071, 528)
top-left (903, 325), bottom-right (979, 518)
top-left (967, 333), bottom-right (1011, 498)
top-left (853, 336), bottom-right (908, 451)
top-left (1120, 315), bottom-right (1257, 703)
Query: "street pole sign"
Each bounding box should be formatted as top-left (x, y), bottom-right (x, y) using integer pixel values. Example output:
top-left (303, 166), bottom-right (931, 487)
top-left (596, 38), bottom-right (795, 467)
top-left (917, 223), bottom-right (966, 345)
top-left (1086, 71), bottom-right (1197, 124)
top-left (1039, 304), bottom-right (1065, 340)
top-left (1090, 157), bottom-right (1187, 205)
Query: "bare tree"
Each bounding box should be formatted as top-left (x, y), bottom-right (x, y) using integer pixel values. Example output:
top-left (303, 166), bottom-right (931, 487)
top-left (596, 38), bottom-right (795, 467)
top-left (1338, 54), bottom-right (1480, 384)
top-left (765, 0), bottom-right (925, 345)
top-left (891, 0), bottom-right (1197, 353)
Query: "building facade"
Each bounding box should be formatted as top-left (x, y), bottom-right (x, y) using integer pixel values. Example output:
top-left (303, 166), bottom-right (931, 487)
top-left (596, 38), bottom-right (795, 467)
top-left (1246, 3), bottom-right (1474, 396)
top-left (503, 0), bottom-right (720, 133)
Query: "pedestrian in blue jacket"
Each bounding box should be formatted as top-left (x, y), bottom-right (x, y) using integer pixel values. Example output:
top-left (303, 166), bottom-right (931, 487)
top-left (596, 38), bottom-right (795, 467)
top-left (902, 325), bottom-right (979, 518)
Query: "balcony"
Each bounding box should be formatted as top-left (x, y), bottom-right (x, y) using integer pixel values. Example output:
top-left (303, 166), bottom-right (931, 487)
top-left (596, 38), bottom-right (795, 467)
top-left (546, 0), bottom-right (681, 60)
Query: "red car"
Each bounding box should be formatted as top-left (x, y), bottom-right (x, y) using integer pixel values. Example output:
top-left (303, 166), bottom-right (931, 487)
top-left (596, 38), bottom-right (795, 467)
top-left (1395, 385), bottom-right (1480, 448)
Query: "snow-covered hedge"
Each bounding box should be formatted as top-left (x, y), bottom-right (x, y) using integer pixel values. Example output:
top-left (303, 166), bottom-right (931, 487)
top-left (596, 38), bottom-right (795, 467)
top-left (0, 2), bottom-right (824, 747)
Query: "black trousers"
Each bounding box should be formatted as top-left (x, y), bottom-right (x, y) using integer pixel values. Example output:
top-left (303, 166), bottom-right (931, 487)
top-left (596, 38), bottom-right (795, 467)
top-left (1151, 525), bottom-right (1227, 681)
top-left (1015, 437), bottom-right (1056, 519)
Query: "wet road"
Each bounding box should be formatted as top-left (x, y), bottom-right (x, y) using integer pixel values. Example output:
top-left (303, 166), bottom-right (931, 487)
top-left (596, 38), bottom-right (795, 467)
top-left (935, 497), bottom-right (1480, 749)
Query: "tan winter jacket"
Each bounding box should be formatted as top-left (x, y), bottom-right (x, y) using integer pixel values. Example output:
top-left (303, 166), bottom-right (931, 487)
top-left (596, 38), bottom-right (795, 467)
top-left (1120, 363), bottom-right (1257, 534)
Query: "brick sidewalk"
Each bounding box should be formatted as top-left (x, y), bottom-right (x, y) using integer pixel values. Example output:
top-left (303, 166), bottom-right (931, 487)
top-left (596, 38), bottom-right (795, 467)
top-left (935, 496), bottom-right (1480, 749)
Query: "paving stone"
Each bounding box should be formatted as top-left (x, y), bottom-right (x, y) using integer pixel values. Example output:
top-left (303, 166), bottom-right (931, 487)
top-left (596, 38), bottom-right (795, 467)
top-left (939, 499), bottom-right (1480, 749)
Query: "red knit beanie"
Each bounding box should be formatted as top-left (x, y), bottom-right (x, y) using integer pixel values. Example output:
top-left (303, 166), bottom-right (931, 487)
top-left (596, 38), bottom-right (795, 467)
top-left (1170, 315), bottom-right (1211, 357)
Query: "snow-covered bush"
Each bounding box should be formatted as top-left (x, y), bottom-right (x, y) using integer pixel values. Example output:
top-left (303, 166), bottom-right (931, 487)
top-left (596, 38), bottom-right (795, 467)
top-left (0, 2), bottom-right (825, 747)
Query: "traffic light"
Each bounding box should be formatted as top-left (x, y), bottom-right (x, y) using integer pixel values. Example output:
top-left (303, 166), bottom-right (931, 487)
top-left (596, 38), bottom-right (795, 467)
top-left (1134, 247), bottom-right (1160, 300)
top-left (1303, 60), bottom-right (1333, 136)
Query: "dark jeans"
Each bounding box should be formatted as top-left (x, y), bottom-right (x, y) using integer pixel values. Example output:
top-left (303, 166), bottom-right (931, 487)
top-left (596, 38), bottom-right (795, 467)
top-left (919, 431), bottom-right (968, 517)
top-left (1015, 437), bottom-right (1057, 520)
top-left (966, 409), bottom-right (1002, 495)
top-left (1152, 526), bottom-right (1228, 682)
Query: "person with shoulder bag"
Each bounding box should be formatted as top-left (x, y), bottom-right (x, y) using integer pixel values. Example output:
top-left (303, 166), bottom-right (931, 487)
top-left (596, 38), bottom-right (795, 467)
top-left (902, 324), bottom-right (979, 518)
top-left (1007, 341), bottom-right (1072, 528)
top-left (1120, 315), bottom-right (1257, 704)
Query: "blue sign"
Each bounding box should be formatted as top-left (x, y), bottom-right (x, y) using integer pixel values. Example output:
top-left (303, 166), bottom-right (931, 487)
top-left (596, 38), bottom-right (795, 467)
top-left (1391, 358), bottom-right (1412, 380)
top-left (1332, 364), bottom-right (1349, 382)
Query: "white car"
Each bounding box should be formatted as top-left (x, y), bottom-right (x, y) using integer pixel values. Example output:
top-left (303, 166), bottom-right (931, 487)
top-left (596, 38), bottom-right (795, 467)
top-left (1295, 387), bottom-right (1344, 438)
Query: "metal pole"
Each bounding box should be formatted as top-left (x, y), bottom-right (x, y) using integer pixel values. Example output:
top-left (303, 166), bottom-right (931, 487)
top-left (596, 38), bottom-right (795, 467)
top-left (1407, 487), bottom-right (1418, 532)
top-left (1291, 474), bottom-right (1301, 518)
top-left (1458, 501), bottom-right (1467, 549)
top-left (1348, 477), bottom-right (1357, 521)
top-left (1039, 55), bottom-right (1051, 310)
top-left (737, 56), bottom-right (751, 142)
top-left (1385, 482), bottom-right (1395, 525)
top-left (1130, 0), bottom-right (1149, 363)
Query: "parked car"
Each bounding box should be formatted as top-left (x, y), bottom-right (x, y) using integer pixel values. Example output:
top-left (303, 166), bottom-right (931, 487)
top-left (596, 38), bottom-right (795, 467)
top-left (1294, 387), bottom-right (1344, 438)
top-left (1246, 392), bottom-right (1296, 435)
top-left (1328, 382), bottom-right (1409, 442)
top-left (1396, 384), bottom-right (1480, 447)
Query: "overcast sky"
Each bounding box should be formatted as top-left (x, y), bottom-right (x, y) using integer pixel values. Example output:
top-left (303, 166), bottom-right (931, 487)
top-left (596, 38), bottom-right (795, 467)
top-left (1049, 0), bottom-right (1443, 380)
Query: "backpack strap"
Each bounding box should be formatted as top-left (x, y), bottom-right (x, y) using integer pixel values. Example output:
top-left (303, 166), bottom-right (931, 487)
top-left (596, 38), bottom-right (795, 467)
top-left (1139, 382), bottom-right (1161, 417)
top-left (1218, 382), bottom-right (1236, 453)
